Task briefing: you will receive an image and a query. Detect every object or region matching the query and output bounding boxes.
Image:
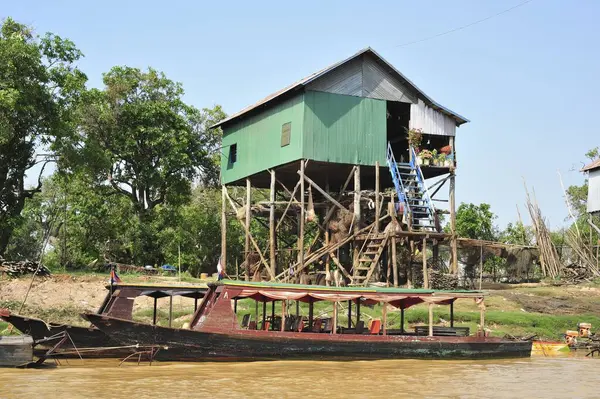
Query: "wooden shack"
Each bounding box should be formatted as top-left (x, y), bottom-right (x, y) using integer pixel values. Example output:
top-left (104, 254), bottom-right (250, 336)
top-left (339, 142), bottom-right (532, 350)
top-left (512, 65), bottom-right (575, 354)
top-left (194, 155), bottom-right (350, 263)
top-left (582, 159), bottom-right (600, 215)
top-left (215, 47), bottom-right (468, 287)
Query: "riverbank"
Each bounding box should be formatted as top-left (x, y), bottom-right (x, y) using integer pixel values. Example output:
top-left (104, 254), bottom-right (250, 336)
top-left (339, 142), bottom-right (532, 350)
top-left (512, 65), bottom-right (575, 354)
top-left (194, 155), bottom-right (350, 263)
top-left (2, 274), bottom-right (600, 340)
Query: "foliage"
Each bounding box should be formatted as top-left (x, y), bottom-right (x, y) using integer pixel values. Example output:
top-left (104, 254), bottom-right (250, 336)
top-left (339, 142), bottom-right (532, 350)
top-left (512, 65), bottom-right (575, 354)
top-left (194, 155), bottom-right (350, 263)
top-left (406, 128), bottom-right (423, 147)
top-left (453, 203), bottom-right (497, 241)
top-left (0, 17), bottom-right (86, 256)
top-left (500, 221), bottom-right (534, 246)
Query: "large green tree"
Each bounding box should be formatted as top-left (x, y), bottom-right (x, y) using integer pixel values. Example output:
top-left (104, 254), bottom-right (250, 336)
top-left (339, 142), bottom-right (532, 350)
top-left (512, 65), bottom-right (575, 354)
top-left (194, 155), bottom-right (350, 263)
top-left (454, 203), bottom-right (497, 241)
top-left (0, 17), bottom-right (86, 256)
top-left (70, 66), bottom-right (225, 263)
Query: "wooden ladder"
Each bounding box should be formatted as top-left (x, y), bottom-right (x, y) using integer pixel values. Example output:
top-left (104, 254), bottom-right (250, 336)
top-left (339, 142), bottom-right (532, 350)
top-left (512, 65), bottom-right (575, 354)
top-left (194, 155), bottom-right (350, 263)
top-left (350, 232), bottom-right (389, 286)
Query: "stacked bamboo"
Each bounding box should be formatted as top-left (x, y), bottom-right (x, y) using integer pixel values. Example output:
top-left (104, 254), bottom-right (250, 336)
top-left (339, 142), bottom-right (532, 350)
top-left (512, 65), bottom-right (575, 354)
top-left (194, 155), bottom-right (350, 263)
top-left (0, 259), bottom-right (51, 277)
top-left (524, 186), bottom-right (562, 278)
top-left (565, 229), bottom-right (600, 278)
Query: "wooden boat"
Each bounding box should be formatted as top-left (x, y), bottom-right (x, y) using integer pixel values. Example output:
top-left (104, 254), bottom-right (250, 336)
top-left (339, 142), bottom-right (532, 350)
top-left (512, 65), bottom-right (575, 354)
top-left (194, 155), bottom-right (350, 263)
top-left (84, 280), bottom-right (532, 361)
top-left (531, 340), bottom-right (570, 355)
top-left (0, 335), bottom-right (33, 367)
top-left (0, 283), bottom-right (207, 359)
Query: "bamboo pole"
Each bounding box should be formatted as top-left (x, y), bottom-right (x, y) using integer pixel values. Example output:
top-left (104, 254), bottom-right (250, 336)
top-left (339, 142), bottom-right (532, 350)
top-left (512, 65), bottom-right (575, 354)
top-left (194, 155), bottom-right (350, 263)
top-left (275, 180), bottom-right (300, 231)
top-left (221, 185), bottom-right (227, 272)
top-left (332, 301), bottom-right (338, 335)
top-left (281, 300), bottom-right (286, 332)
top-left (375, 161), bottom-right (380, 234)
top-left (270, 170), bottom-right (276, 276)
top-left (391, 192), bottom-right (398, 287)
top-left (299, 173), bottom-right (346, 212)
top-left (353, 166), bottom-right (361, 270)
top-left (325, 178), bottom-right (330, 286)
top-left (245, 179), bottom-right (251, 262)
top-left (479, 244), bottom-right (484, 290)
top-left (299, 160), bottom-right (305, 269)
top-left (449, 136), bottom-right (457, 274)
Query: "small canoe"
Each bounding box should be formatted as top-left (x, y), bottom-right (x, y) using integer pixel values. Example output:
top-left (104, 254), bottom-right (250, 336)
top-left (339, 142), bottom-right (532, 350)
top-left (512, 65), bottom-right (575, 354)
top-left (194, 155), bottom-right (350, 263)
top-left (0, 335), bottom-right (33, 367)
top-left (531, 340), bottom-right (570, 355)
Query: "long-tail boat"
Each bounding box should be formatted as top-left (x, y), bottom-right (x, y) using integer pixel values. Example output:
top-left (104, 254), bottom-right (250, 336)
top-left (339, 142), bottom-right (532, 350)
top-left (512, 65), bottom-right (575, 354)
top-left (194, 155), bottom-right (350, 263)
top-left (84, 280), bottom-right (532, 361)
top-left (1, 283), bottom-right (207, 358)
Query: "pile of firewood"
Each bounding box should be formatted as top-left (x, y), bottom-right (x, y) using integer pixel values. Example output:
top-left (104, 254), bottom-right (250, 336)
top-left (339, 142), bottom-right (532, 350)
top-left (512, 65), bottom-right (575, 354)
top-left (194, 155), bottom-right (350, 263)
top-left (429, 269), bottom-right (459, 290)
top-left (562, 262), bottom-right (595, 284)
top-left (0, 259), bottom-right (51, 277)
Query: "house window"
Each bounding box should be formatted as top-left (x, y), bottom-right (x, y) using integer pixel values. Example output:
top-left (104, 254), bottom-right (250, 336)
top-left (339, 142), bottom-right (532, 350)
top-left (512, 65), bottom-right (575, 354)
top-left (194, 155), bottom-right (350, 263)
top-left (281, 122), bottom-right (291, 147)
top-left (229, 143), bottom-right (237, 164)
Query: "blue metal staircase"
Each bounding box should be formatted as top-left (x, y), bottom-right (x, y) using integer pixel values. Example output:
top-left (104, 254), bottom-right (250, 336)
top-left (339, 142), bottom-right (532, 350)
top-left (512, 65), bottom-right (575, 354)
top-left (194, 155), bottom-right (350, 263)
top-left (386, 143), bottom-right (437, 232)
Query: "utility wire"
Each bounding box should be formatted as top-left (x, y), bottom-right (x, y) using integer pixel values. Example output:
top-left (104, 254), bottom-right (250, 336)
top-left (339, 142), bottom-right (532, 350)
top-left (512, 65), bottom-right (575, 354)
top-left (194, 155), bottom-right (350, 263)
top-left (393, 0), bottom-right (534, 48)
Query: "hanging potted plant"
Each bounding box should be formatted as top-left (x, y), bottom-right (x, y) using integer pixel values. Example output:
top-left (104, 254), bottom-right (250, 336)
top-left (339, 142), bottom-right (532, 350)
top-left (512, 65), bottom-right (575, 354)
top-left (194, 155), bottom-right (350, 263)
top-left (431, 149), bottom-right (438, 166)
top-left (419, 149), bottom-right (433, 166)
top-left (407, 128), bottom-right (423, 148)
top-left (437, 153), bottom-right (446, 167)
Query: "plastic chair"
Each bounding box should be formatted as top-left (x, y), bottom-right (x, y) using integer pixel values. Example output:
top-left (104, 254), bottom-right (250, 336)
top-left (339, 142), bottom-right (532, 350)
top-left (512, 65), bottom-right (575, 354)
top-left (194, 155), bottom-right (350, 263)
top-left (369, 319), bottom-right (382, 335)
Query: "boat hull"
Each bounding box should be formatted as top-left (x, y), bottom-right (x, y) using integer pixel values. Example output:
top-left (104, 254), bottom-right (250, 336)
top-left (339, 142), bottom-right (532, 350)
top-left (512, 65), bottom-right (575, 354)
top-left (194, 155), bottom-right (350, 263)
top-left (85, 314), bottom-right (532, 362)
top-left (0, 335), bottom-right (33, 367)
top-left (1, 313), bottom-right (131, 358)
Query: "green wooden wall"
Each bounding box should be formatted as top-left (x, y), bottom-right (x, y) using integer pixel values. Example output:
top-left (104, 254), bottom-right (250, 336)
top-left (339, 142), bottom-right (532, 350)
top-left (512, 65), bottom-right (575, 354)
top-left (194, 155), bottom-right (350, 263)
top-left (302, 91), bottom-right (387, 166)
top-left (221, 93), bottom-right (305, 185)
top-left (220, 91), bottom-right (387, 184)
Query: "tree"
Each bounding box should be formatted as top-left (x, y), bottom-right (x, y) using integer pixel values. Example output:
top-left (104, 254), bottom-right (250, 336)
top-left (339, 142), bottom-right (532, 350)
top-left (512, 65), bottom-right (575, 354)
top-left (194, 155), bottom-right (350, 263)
top-left (500, 222), bottom-right (534, 246)
top-left (0, 17), bottom-right (86, 256)
top-left (71, 66), bottom-right (225, 263)
top-left (453, 203), bottom-right (497, 240)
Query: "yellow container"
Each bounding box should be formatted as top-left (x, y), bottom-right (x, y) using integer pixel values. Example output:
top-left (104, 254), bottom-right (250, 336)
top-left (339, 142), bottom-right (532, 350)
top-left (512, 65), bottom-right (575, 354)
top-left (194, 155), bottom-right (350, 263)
top-left (200, 273), bottom-right (208, 280)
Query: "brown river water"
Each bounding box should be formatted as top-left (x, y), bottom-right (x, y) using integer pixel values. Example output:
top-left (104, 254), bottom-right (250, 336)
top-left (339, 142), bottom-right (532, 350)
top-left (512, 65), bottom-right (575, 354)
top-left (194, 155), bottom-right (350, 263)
top-left (0, 355), bottom-right (598, 398)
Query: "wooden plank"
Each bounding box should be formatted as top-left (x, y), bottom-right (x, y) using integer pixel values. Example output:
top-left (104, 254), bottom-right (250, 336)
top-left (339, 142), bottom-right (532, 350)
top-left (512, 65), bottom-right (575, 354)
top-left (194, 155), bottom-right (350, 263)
top-left (275, 180), bottom-right (300, 231)
top-left (353, 166), bottom-right (361, 271)
top-left (299, 172), bottom-right (346, 212)
top-left (270, 170), bottom-right (276, 276)
top-left (375, 161), bottom-right (380, 234)
top-left (392, 236), bottom-right (398, 287)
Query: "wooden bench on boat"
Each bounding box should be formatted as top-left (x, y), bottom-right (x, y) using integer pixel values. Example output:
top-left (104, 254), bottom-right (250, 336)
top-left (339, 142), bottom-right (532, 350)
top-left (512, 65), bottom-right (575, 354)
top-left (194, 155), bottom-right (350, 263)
top-left (414, 326), bottom-right (470, 337)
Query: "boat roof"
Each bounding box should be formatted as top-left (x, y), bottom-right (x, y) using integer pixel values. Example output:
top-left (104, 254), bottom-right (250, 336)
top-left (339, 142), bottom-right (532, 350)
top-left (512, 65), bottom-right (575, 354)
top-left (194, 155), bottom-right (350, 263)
top-left (105, 283), bottom-right (208, 299)
top-left (216, 280), bottom-right (484, 298)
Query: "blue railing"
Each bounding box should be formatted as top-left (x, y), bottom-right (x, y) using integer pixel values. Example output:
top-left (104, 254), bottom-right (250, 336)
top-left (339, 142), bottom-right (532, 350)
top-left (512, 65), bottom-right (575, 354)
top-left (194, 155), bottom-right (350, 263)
top-left (386, 143), bottom-right (411, 221)
top-left (409, 146), bottom-right (436, 218)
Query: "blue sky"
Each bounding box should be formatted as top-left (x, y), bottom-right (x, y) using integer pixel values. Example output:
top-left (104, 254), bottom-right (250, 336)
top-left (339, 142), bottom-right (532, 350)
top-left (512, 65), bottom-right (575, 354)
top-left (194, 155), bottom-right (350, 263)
top-left (4, 0), bottom-right (598, 230)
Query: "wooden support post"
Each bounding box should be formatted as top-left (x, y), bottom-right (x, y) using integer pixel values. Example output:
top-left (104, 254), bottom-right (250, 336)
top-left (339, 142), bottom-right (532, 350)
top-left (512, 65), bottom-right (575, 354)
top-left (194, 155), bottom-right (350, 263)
top-left (356, 299), bottom-right (361, 324)
top-left (480, 298), bottom-right (485, 334)
top-left (408, 240), bottom-right (414, 288)
top-left (299, 160), bottom-right (305, 269)
top-left (382, 303), bottom-right (387, 336)
top-left (221, 185), bottom-right (227, 274)
top-left (194, 297), bottom-right (198, 312)
top-left (234, 298), bottom-right (238, 314)
top-left (479, 244), bottom-right (484, 290)
top-left (392, 236), bottom-right (398, 287)
top-left (428, 303), bottom-right (434, 337)
top-left (245, 179), bottom-right (251, 268)
top-left (271, 300), bottom-right (275, 330)
top-left (269, 170), bottom-right (276, 276)
top-left (375, 161), bottom-right (380, 233)
top-left (422, 237), bottom-right (429, 289)
top-left (449, 136), bottom-right (458, 274)
top-left (347, 300), bottom-right (352, 328)
top-left (153, 297), bottom-right (157, 326)
top-left (353, 166), bottom-right (361, 270)
top-left (450, 301), bottom-right (454, 328)
top-left (332, 302), bottom-right (338, 335)
top-left (400, 307), bottom-right (405, 333)
top-left (281, 300), bottom-right (286, 332)
top-left (169, 294), bottom-right (173, 328)
top-left (262, 300), bottom-right (267, 330)
top-left (325, 178), bottom-right (330, 286)
top-left (296, 300), bottom-right (299, 317)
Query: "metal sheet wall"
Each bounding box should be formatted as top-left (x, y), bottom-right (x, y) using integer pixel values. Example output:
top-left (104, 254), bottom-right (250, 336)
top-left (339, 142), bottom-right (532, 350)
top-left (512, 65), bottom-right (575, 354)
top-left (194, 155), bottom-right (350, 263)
top-left (587, 169), bottom-right (600, 213)
top-left (409, 99), bottom-right (456, 137)
top-left (303, 91), bottom-right (387, 166)
top-left (220, 93), bottom-right (304, 185)
top-left (306, 57), bottom-right (363, 96)
top-left (362, 56), bottom-right (416, 103)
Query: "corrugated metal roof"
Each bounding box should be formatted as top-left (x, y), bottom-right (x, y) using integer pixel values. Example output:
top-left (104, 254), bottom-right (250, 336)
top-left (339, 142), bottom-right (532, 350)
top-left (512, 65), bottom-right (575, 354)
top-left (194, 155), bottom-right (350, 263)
top-left (212, 47), bottom-right (469, 128)
top-left (582, 158), bottom-right (600, 172)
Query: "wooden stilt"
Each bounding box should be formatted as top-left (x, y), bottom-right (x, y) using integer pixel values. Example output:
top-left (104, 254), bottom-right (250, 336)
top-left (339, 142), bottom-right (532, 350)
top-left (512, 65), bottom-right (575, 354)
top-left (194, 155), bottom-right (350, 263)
top-left (392, 236), bottom-right (398, 287)
top-left (221, 185), bottom-right (227, 275)
top-left (422, 237), bottom-right (429, 289)
top-left (325, 178), bottom-right (330, 286)
top-left (449, 136), bottom-right (458, 275)
top-left (408, 240), bottom-right (414, 289)
top-left (479, 244), bottom-right (484, 290)
top-left (245, 179), bottom-right (251, 276)
top-left (375, 161), bottom-right (380, 233)
top-left (153, 297), bottom-right (157, 326)
top-left (299, 160), bottom-right (305, 269)
top-left (353, 166), bottom-right (361, 270)
top-left (428, 303), bottom-right (434, 337)
top-left (480, 298), bottom-right (485, 334)
top-left (269, 170), bottom-right (276, 276)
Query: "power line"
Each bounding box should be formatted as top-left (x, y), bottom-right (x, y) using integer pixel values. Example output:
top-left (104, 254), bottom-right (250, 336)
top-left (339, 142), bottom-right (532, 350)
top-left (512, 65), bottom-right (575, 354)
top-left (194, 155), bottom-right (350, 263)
top-left (393, 0), bottom-right (534, 48)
